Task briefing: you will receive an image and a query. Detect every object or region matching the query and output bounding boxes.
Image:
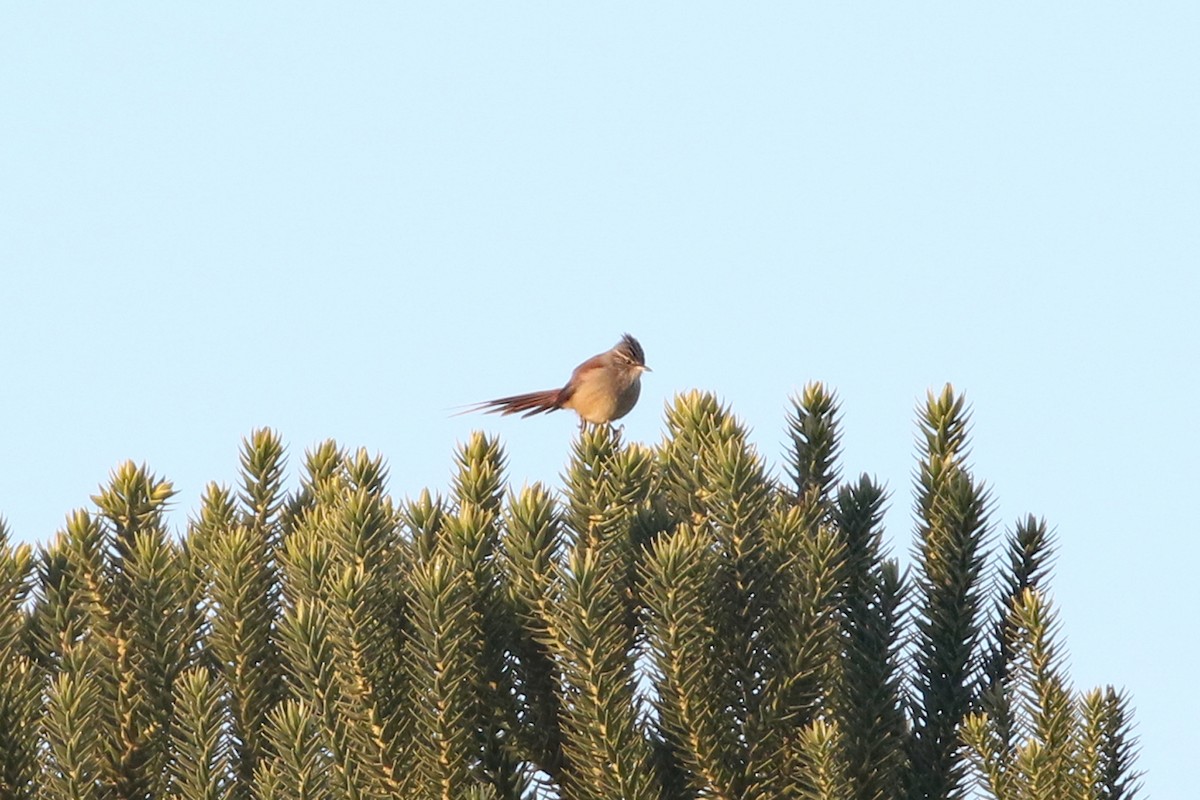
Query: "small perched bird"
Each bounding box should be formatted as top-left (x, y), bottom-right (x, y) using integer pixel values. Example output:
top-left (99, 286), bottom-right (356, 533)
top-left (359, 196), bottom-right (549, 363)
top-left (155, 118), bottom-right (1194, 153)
top-left (469, 334), bottom-right (649, 427)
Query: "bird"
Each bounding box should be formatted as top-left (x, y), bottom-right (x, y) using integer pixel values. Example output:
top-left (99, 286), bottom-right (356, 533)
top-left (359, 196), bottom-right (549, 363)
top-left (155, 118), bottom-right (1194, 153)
top-left (467, 334), bottom-right (649, 427)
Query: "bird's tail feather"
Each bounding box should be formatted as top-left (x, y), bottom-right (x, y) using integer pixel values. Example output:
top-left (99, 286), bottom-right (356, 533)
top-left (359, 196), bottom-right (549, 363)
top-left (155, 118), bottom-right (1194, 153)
top-left (471, 389), bottom-right (563, 418)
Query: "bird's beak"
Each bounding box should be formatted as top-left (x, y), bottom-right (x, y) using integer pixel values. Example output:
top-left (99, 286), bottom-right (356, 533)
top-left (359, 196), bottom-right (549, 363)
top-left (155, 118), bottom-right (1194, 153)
top-left (641, 365), bottom-right (652, 373)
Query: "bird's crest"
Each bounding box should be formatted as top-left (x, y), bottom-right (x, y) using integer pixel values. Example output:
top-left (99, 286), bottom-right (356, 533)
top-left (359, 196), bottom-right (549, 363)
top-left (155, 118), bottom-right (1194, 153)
top-left (618, 334), bottom-right (645, 366)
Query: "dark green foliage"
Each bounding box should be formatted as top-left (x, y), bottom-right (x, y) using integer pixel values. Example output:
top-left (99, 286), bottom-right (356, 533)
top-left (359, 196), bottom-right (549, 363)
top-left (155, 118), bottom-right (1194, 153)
top-left (653, 391), bottom-right (829, 797)
top-left (27, 463), bottom-right (195, 800)
top-left (907, 387), bottom-right (993, 800)
top-left (977, 516), bottom-right (1056, 760)
top-left (189, 430), bottom-right (288, 800)
top-left (405, 553), bottom-right (485, 798)
top-left (831, 479), bottom-right (907, 800)
top-left (41, 671), bottom-right (107, 800)
top-left (0, 520), bottom-right (38, 800)
top-left (795, 720), bottom-right (852, 800)
top-left (499, 483), bottom-right (566, 784)
top-left (256, 700), bottom-right (332, 800)
top-left (962, 591), bottom-right (1142, 800)
top-left (167, 668), bottom-right (232, 800)
top-left (538, 426), bottom-right (659, 800)
top-left (1081, 688), bottom-right (1141, 800)
top-left (787, 382), bottom-right (842, 512)
top-left (0, 388), bottom-right (1140, 800)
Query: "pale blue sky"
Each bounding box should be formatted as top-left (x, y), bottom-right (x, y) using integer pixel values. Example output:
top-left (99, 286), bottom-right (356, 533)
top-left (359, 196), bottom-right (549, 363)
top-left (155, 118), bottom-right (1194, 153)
top-left (2, 4), bottom-right (1196, 796)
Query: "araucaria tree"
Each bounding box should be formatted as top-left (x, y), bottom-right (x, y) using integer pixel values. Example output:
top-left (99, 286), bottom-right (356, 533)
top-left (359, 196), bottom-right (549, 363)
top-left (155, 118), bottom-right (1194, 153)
top-left (0, 385), bottom-right (1139, 800)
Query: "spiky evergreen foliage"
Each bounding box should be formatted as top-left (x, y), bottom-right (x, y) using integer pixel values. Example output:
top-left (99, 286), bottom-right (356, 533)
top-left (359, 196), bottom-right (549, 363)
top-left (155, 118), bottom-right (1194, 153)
top-left (907, 387), bottom-right (992, 800)
top-left (787, 382), bottom-right (842, 511)
top-left (188, 429), bottom-right (287, 799)
top-left (0, 519), bottom-right (39, 800)
top-left (962, 590), bottom-right (1142, 800)
top-left (643, 390), bottom-right (857, 797)
top-left (271, 443), bottom-right (410, 800)
top-left (28, 463), bottom-right (196, 800)
top-left (830, 479), bottom-right (907, 800)
top-left (499, 482), bottom-right (567, 786)
top-left (167, 668), bottom-right (232, 800)
top-left (789, 383), bottom-right (907, 800)
top-left (976, 516), bottom-right (1056, 760)
top-left (255, 700), bottom-right (331, 800)
top-left (795, 719), bottom-right (852, 800)
top-left (1, 386), bottom-right (1141, 800)
top-left (1080, 688), bottom-right (1140, 800)
top-left (538, 425), bottom-right (659, 800)
top-left (446, 433), bottom-right (527, 799)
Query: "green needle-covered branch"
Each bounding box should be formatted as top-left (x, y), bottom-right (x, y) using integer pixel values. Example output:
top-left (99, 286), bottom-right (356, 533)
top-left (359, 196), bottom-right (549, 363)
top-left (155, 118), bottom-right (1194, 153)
top-left (908, 386), bottom-right (992, 800)
top-left (0, 520), bottom-right (38, 800)
top-left (168, 668), bottom-right (233, 800)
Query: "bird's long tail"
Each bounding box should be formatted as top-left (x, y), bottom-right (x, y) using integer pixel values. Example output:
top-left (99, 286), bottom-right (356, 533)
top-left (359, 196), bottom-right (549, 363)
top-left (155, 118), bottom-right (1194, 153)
top-left (470, 389), bottom-right (564, 417)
